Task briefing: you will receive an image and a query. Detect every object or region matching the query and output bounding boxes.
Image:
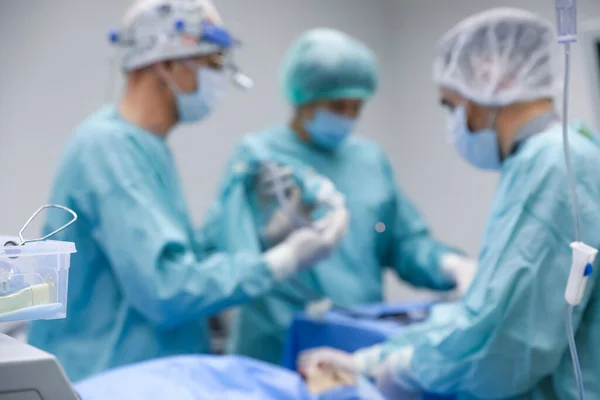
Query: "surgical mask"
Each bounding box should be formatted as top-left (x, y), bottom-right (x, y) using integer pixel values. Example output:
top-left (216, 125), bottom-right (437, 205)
top-left (166, 65), bottom-right (228, 123)
top-left (303, 109), bottom-right (355, 150)
top-left (447, 105), bottom-right (501, 170)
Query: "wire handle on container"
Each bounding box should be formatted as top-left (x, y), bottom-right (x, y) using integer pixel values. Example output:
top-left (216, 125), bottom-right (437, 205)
top-left (3, 205), bottom-right (78, 247)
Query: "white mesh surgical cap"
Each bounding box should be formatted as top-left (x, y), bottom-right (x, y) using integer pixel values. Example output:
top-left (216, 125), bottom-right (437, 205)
top-left (433, 8), bottom-right (561, 107)
top-left (112, 0), bottom-right (233, 71)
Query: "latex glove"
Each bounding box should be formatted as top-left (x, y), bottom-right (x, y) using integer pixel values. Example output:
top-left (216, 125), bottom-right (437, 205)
top-left (298, 348), bottom-right (357, 375)
top-left (301, 354), bottom-right (357, 395)
top-left (441, 253), bottom-right (477, 296)
top-left (297, 345), bottom-right (384, 377)
top-left (264, 208), bottom-right (349, 280)
top-left (310, 177), bottom-right (346, 209)
top-left (373, 348), bottom-right (422, 400)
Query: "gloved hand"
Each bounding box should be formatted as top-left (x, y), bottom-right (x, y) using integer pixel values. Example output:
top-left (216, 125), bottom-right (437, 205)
top-left (264, 208), bottom-right (349, 280)
top-left (298, 348), bottom-right (357, 375)
top-left (441, 253), bottom-right (477, 296)
top-left (307, 175), bottom-right (346, 209)
top-left (257, 163), bottom-right (346, 247)
top-left (297, 345), bottom-right (383, 377)
top-left (373, 348), bottom-right (422, 400)
top-left (299, 347), bottom-right (423, 399)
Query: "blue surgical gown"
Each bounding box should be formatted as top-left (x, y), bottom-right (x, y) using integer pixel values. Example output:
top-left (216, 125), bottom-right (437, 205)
top-left (380, 123), bottom-right (600, 399)
top-left (27, 106), bottom-right (277, 382)
top-left (202, 124), bottom-right (459, 364)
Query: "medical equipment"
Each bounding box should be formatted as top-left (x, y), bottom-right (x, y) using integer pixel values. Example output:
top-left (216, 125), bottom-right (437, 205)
top-left (1, 205), bottom-right (77, 322)
top-left (555, 1), bottom-right (597, 399)
top-left (0, 205), bottom-right (79, 400)
top-left (262, 162), bottom-right (315, 231)
top-left (0, 334), bottom-right (80, 400)
top-left (556, 0), bottom-right (577, 43)
top-left (108, 15), bottom-right (253, 89)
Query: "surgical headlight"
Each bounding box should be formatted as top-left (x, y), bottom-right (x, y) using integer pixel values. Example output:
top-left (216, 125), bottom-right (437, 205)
top-left (230, 66), bottom-right (255, 91)
top-left (107, 5), bottom-right (253, 90)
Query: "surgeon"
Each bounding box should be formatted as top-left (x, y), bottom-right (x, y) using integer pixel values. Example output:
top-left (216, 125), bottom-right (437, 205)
top-left (206, 28), bottom-right (476, 365)
top-left (28, 0), bottom-right (348, 382)
top-left (299, 8), bottom-right (600, 399)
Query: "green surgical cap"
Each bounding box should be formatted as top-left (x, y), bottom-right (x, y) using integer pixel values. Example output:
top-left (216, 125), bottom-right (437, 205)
top-left (280, 28), bottom-right (378, 105)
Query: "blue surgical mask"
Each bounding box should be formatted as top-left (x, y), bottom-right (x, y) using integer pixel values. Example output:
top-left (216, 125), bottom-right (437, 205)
top-left (448, 105), bottom-right (501, 170)
top-left (168, 66), bottom-right (227, 124)
top-left (303, 109), bottom-right (355, 150)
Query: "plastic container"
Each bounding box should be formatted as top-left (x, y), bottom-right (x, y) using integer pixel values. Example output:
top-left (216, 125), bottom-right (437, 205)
top-left (0, 240), bottom-right (76, 322)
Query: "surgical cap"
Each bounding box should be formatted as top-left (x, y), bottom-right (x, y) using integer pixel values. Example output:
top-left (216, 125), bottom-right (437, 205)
top-left (433, 8), bottom-right (560, 107)
top-left (117, 0), bottom-right (231, 71)
top-left (280, 28), bottom-right (378, 105)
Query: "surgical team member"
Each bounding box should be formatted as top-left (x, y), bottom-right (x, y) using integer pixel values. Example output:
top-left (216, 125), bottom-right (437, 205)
top-left (211, 28), bottom-right (476, 365)
top-left (300, 8), bottom-right (600, 399)
top-left (28, 0), bottom-right (348, 382)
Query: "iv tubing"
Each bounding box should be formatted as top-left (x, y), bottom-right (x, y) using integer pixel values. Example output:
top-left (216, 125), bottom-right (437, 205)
top-left (561, 43), bottom-right (581, 243)
top-left (560, 42), bottom-right (585, 400)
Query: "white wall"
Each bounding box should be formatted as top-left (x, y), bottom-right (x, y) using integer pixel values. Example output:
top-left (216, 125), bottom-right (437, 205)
top-left (1, 0), bottom-right (599, 302)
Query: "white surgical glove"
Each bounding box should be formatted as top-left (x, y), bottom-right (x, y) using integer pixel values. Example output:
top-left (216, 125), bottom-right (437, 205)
top-left (264, 208), bottom-right (349, 280)
top-left (298, 346), bottom-right (422, 399)
top-left (441, 253), bottom-right (477, 296)
top-left (297, 345), bottom-right (384, 377)
top-left (373, 347), bottom-right (422, 400)
top-left (312, 177), bottom-right (346, 209)
top-left (298, 347), bottom-right (357, 375)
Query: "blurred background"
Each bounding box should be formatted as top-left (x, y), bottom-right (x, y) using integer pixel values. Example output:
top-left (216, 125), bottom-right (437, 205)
top-left (0, 0), bottom-right (599, 302)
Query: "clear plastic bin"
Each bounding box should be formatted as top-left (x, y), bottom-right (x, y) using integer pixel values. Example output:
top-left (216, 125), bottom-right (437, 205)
top-left (0, 240), bottom-right (76, 322)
